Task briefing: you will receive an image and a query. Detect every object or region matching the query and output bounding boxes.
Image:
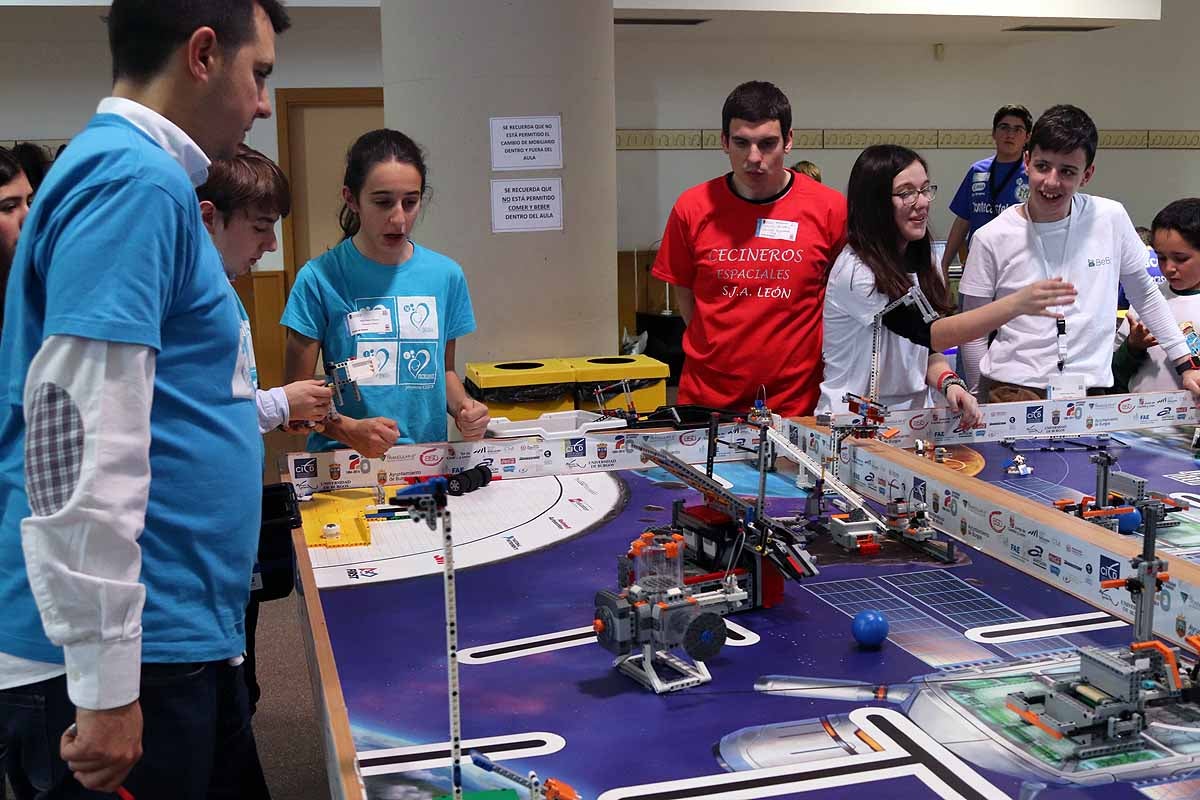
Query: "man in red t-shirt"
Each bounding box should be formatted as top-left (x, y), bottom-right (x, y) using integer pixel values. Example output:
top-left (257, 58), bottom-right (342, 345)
top-left (652, 81), bottom-right (847, 417)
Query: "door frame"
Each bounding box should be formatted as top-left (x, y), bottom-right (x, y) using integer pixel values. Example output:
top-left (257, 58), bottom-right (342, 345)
top-left (275, 86), bottom-right (384, 291)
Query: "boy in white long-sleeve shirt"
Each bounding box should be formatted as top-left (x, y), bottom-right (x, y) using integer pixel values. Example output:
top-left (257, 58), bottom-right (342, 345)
top-left (959, 104), bottom-right (1200, 402)
top-left (197, 144), bottom-right (331, 434)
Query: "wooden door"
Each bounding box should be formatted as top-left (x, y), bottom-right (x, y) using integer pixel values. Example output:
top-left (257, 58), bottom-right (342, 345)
top-left (277, 88), bottom-right (385, 291)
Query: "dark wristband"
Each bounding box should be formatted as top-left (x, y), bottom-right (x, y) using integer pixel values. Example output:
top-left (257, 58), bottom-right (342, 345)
top-left (1176, 355), bottom-right (1200, 375)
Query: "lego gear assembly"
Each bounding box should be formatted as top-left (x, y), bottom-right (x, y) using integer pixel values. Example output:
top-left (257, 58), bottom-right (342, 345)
top-left (594, 530), bottom-right (747, 693)
top-left (1006, 471), bottom-right (1200, 762)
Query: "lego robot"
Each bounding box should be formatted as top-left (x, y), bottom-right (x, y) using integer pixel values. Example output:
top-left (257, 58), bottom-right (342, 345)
top-left (594, 531), bottom-right (748, 693)
top-left (1007, 483), bottom-right (1200, 760)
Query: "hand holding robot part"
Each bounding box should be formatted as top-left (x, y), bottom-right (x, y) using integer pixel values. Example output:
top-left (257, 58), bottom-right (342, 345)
top-left (283, 379), bottom-right (334, 424)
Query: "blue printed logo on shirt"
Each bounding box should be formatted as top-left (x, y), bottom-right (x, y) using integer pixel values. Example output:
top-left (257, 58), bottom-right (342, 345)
top-left (398, 295), bottom-right (439, 339)
top-left (399, 342), bottom-right (439, 387)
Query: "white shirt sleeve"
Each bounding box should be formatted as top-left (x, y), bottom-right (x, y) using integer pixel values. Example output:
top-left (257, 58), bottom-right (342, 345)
top-left (826, 256), bottom-right (886, 326)
top-left (255, 386), bottom-right (289, 434)
top-left (956, 237), bottom-right (999, 393)
top-left (956, 233), bottom-right (998, 302)
top-left (21, 334), bottom-right (153, 710)
top-left (1119, 215), bottom-right (1189, 361)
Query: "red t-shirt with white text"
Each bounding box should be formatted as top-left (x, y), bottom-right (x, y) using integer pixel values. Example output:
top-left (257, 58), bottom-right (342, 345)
top-left (652, 171), bottom-right (847, 416)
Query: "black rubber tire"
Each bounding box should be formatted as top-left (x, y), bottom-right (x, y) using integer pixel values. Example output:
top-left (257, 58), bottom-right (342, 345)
top-left (683, 612), bottom-right (727, 661)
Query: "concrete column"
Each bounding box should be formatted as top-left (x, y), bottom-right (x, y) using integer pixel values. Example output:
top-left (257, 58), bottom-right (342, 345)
top-left (380, 0), bottom-right (618, 362)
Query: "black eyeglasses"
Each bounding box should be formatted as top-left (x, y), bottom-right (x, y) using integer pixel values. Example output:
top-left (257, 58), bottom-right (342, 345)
top-left (996, 123), bottom-right (1027, 134)
top-left (892, 185), bottom-right (938, 207)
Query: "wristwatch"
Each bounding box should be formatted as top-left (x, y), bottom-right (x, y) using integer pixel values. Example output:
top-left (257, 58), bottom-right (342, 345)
top-left (1175, 355), bottom-right (1200, 375)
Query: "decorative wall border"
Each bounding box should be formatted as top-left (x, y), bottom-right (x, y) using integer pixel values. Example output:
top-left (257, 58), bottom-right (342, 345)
top-left (616, 128), bottom-right (1200, 151)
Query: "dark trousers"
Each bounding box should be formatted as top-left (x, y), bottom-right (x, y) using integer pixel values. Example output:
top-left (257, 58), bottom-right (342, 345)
top-left (0, 661), bottom-right (270, 800)
top-left (244, 599), bottom-right (261, 716)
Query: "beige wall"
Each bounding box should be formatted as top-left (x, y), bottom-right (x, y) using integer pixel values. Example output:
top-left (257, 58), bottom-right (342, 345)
top-left (0, 6), bottom-right (384, 272)
top-left (380, 0), bottom-right (619, 364)
top-left (615, 0), bottom-right (1199, 249)
top-left (3, 2), bottom-right (1197, 290)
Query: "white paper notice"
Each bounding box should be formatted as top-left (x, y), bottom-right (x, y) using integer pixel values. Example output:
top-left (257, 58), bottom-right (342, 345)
top-left (490, 178), bottom-right (563, 233)
top-left (490, 115), bottom-right (562, 171)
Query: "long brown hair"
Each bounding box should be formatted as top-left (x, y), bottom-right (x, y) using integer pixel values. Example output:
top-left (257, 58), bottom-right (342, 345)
top-left (846, 144), bottom-right (952, 315)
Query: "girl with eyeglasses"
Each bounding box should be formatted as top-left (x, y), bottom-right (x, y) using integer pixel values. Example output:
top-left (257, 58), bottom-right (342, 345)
top-left (817, 144), bottom-right (1077, 423)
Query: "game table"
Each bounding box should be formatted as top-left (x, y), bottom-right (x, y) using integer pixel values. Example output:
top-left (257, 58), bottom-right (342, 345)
top-left (290, 400), bottom-right (1200, 800)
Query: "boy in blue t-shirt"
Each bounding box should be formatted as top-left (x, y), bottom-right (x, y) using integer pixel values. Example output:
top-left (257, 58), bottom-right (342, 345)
top-left (940, 104), bottom-right (1033, 278)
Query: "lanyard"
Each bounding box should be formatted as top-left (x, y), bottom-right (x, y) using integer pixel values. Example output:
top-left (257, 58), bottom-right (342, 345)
top-left (987, 159), bottom-right (1020, 208)
top-left (1027, 198), bottom-right (1075, 372)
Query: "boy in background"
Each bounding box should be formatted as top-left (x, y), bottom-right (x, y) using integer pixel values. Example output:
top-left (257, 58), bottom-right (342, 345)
top-left (1112, 199), bottom-right (1200, 392)
top-left (940, 104), bottom-right (1032, 279)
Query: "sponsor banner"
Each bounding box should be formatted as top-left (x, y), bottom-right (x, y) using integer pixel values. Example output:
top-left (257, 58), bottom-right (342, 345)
top-left (844, 442), bottom-right (1200, 648)
top-left (285, 423), bottom-right (761, 495)
top-left (829, 391), bottom-right (1198, 448)
top-left (782, 419), bottom-right (838, 466)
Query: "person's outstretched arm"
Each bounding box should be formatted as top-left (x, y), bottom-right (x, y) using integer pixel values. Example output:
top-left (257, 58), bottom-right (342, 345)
top-left (930, 278), bottom-right (1077, 351)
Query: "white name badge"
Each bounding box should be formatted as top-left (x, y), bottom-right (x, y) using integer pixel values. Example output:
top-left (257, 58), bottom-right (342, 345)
top-left (347, 307), bottom-right (393, 336)
top-left (1047, 373), bottom-right (1087, 400)
top-left (343, 356), bottom-right (378, 382)
top-left (756, 218), bottom-right (798, 242)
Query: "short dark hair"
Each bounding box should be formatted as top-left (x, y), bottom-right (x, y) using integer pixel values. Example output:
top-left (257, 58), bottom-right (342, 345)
top-left (197, 144), bottom-right (291, 221)
top-left (721, 81), bottom-right (791, 140)
top-left (846, 144), bottom-right (952, 315)
top-left (1028, 104), bottom-right (1099, 167)
top-left (339, 129), bottom-right (428, 240)
top-left (107, 0), bottom-right (291, 84)
top-left (0, 146), bottom-right (22, 189)
top-left (10, 143), bottom-right (50, 191)
top-left (992, 104), bottom-right (1032, 133)
top-left (1151, 199), bottom-right (1200, 252)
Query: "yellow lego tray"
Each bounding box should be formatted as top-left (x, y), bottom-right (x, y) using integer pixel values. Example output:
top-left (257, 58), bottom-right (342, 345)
top-left (301, 486), bottom-right (416, 549)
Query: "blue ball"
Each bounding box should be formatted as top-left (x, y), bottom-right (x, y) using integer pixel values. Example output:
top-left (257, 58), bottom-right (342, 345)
top-left (852, 609), bottom-right (889, 648)
top-left (1116, 507), bottom-right (1143, 534)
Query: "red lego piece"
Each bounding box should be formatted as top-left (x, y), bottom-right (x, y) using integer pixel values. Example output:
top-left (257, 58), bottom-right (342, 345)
top-left (685, 504), bottom-right (732, 527)
top-left (760, 560), bottom-right (786, 608)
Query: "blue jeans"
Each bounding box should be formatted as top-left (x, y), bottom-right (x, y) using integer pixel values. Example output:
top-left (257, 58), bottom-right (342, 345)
top-left (0, 661), bottom-right (270, 799)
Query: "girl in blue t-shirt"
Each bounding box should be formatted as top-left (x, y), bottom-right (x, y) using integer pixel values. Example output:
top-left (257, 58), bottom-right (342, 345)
top-left (281, 129), bottom-right (489, 455)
